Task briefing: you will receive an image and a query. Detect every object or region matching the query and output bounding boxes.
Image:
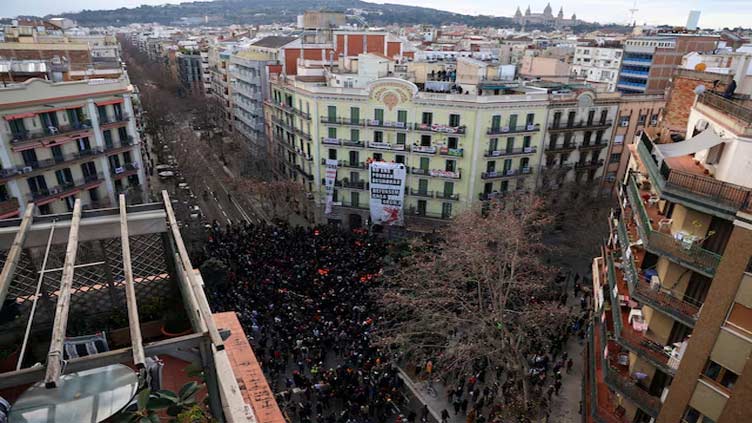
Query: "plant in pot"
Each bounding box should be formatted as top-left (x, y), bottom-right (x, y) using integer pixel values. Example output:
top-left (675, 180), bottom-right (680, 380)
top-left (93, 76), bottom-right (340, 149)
top-left (161, 306), bottom-right (192, 338)
top-left (113, 381), bottom-right (209, 423)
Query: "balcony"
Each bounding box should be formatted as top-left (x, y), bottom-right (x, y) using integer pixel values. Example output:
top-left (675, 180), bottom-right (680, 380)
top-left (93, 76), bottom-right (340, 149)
top-left (481, 167), bottom-right (533, 180)
top-left (26, 172), bottom-right (105, 206)
top-left (575, 159), bottom-right (605, 171)
top-left (294, 165), bottom-right (313, 180)
top-left (435, 192), bottom-right (459, 201)
top-left (696, 91), bottom-right (752, 130)
top-left (484, 146), bottom-right (537, 157)
top-left (605, 255), bottom-right (678, 376)
top-left (602, 364), bottom-right (661, 418)
top-left (99, 114), bottom-right (130, 128)
top-left (0, 197), bottom-right (20, 218)
top-left (615, 216), bottom-right (702, 328)
top-left (112, 162), bottom-right (140, 178)
top-left (439, 147), bottom-right (464, 157)
top-left (367, 141), bottom-right (407, 152)
top-left (365, 119), bottom-right (409, 130)
top-left (617, 81), bottom-right (647, 92)
top-left (636, 131), bottom-right (752, 220)
top-left (625, 172), bottom-right (721, 278)
top-left (319, 159), bottom-right (367, 169)
top-left (409, 189), bottom-right (434, 198)
top-left (486, 123), bottom-right (540, 136)
top-left (319, 116), bottom-right (366, 126)
top-left (579, 142), bottom-right (608, 151)
top-left (548, 119), bottom-right (613, 132)
top-left (411, 145), bottom-right (437, 155)
top-left (620, 70), bottom-right (649, 79)
top-left (622, 57), bottom-right (653, 66)
top-left (342, 180), bottom-right (368, 190)
top-left (413, 123), bottom-right (466, 135)
top-left (11, 120), bottom-right (93, 146)
top-left (545, 143), bottom-right (577, 154)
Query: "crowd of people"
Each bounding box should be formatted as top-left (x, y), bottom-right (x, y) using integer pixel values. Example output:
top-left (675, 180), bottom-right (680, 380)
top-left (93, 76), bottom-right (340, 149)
top-left (202, 222), bottom-right (405, 423)
top-left (200, 221), bottom-right (588, 423)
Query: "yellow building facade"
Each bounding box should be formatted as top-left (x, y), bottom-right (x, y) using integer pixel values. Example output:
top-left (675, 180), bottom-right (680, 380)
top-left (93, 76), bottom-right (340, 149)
top-left (265, 76), bottom-right (551, 229)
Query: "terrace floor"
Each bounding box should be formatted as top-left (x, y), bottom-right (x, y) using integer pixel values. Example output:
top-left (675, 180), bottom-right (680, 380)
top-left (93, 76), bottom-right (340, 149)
top-left (664, 155), bottom-right (707, 177)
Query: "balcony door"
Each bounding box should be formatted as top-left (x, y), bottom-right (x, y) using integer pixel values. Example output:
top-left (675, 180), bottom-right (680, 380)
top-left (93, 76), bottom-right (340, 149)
top-left (22, 150), bottom-right (38, 168)
top-left (55, 168), bottom-right (74, 188)
top-left (27, 175), bottom-right (48, 195)
top-left (417, 199), bottom-right (427, 216)
top-left (81, 162), bottom-right (97, 181)
top-left (350, 107), bottom-right (359, 124)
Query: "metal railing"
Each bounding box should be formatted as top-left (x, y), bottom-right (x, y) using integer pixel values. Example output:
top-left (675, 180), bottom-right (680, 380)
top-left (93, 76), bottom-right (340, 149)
top-left (484, 146), bottom-right (537, 157)
top-left (549, 119), bottom-right (613, 131)
top-left (11, 120), bottom-right (93, 143)
top-left (603, 365), bottom-right (661, 418)
top-left (575, 159), bottom-right (605, 170)
top-left (486, 124), bottom-right (540, 135)
top-left (435, 192), bottom-right (459, 201)
top-left (545, 143), bottom-right (577, 153)
top-left (409, 189), bottom-right (434, 198)
top-left (481, 167), bottom-right (532, 179)
top-left (697, 91), bottom-right (752, 125)
top-left (26, 172), bottom-right (105, 202)
top-left (638, 132), bottom-right (752, 215)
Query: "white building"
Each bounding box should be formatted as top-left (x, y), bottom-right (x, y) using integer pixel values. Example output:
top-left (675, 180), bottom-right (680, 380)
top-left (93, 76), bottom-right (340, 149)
top-left (571, 46), bottom-right (623, 92)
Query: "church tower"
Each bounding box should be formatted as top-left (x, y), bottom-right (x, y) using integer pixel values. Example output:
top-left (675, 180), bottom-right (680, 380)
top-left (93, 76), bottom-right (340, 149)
top-left (558, 6), bottom-right (564, 19)
top-left (543, 2), bottom-right (553, 17)
top-left (515, 6), bottom-right (523, 24)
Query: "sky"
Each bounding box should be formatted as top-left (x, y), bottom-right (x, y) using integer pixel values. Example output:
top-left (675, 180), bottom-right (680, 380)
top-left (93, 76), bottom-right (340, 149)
top-left (4, 0), bottom-right (751, 29)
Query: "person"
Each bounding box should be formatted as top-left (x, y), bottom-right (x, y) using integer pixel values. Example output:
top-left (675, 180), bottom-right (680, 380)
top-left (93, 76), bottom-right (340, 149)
top-left (554, 379), bottom-right (562, 396)
top-left (566, 358), bottom-right (574, 374)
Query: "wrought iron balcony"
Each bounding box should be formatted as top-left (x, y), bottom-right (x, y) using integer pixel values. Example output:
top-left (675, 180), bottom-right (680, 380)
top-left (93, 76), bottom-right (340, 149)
top-left (575, 159), bottom-right (605, 171)
top-left (11, 120), bottom-right (93, 145)
top-left (481, 167), bottom-right (532, 179)
top-left (545, 143), bottom-right (577, 154)
top-left (486, 124), bottom-right (540, 135)
top-left (409, 189), bottom-right (434, 198)
top-left (548, 119), bottom-right (613, 132)
top-left (484, 146), bottom-right (537, 157)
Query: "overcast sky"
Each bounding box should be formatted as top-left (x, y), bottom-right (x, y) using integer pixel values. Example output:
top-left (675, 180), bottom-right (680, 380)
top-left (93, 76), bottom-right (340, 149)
top-left (4, 0), bottom-right (751, 29)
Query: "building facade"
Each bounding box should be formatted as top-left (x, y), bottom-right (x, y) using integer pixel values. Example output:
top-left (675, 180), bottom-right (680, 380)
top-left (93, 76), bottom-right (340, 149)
top-left (0, 77), bottom-right (146, 217)
top-left (571, 46), bottom-right (623, 92)
top-left (617, 35), bottom-right (719, 94)
top-left (585, 90), bottom-right (752, 423)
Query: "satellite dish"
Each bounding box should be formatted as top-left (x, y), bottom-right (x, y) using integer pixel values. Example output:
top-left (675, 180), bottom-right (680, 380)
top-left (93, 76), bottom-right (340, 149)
top-left (693, 85), bottom-right (706, 95)
top-left (694, 63), bottom-right (707, 72)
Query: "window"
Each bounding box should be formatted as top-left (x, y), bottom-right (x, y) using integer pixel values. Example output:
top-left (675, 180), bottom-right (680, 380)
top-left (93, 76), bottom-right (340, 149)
top-left (419, 157), bottom-right (430, 170)
top-left (610, 153), bottom-right (621, 163)
top-left (396, 133), bottom-right (407, 144)
top-left (552, 112), bottom-right (562, 128)
top-left (650, 114), bottom-right (659, 125)
top-left (22, 150), bottom-right (38, 167)
top-left (417, 200), bottom-right (427, 216)
top-left (505, 137), bottom-right (515, 153)
top-left (449, 114), bottom-right (460, 127)
top-left (445, 160), bottom-right (456, 172)
top-left (614, 134), bottom-right (625, 145)
top-left (397, 110), bottom-right (407, 124)
top-left (395, 155), bottom-right (405, 164)
top-left (351, 192), bottom-right (360, 207)
top-left (489, 138), bottom-right (498, 153)
top-left (443, 181), bottom-right (454, 195)
top-left (587, 110), bottom-right (595, 125)
top-left (55, 168), bottom-right (74, 186)
top-left (349, 151), bottom-right (359, 165)
top-left (327, 106), bottom-right (337, 122)
top-left (420, 135), bottom-right (431, 146)
top-left (81, 161), bottom-right (97, 179)
top-left (726, 302), bottom-right (752, 336)
top-left (682, 406), bottom-right (715, 423)
top-left (351, 129), bottom-right (360, 142)
top-left (526, 113), bottom-right (535, 126)
top-left (77, 137), bottom-right (92, 152)
top-left (600, 110), bottom-right (608, 124)
top-left (448, 137), bottom-right (458, 149)
top-left (523, 136), bottom-right (531, 149)
top-left (441, 202), bottom-right (452, 219)
top-left (373, 131), bottom-right (383, 143)
top-left (583, 131), bottom-right (592, 145)
top-left (486, 161), bottom-right (496, 172)
top-left (374, 108), bottom-right (384, 123)
top-left (350, 107), bottom-right (360, 124)
top-left (567, 111), bottom-right (576, 127)
top-left (638, 114), bottom-right (647, 125)
top-left (374, 153), bottom-right (383, 161)
top-left (422, 112), bottom-right (433, 125)
top-left (418, 179), bottom-right (428, 193)
top-left (328, 149), bottom-right (337, 160)
top-left (703, 360), bottom-right (738, 390)
top-left (328, 127), bottom-right (337, 139)
top-left (508, 114), bottom-right (518, 129)
top-left (491, 115), bottom-right (501, 130)
top-left (503, 159), bottom-right (512, 172)
top-left (484, 182), bottom-right (493, 194)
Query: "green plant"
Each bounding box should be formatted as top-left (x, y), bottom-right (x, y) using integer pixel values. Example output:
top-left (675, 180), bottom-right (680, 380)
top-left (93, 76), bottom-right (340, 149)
top-left (113, 388), bottom-right (172, 423)
top-left (114, 381), bottom-right (205, 423)
top-left (157, 381), bottom-right (202, 417)
top-left (175, 404), bottom-right (211, 423)
top-left (140, 298), bottom-right (163, 322)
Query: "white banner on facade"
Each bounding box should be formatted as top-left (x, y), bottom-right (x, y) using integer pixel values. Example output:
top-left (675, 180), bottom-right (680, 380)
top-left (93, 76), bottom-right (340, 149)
top-left (324, 159), bottom-right (338, 215)
top-left (369, 162), bottom-right (406, 226)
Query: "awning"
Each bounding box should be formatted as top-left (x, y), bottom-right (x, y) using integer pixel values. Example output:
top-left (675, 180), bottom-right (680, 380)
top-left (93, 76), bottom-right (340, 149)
top-left (3, 112), bottom-right (36, 120)
top-left (656, 129), bottom-right (725, 158)
top-left (95, 99), bottom-right (124, 107)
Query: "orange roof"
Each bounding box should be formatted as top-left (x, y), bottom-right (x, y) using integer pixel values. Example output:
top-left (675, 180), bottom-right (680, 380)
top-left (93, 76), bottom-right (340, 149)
top-left (213, 312), bottom-right (286, 423)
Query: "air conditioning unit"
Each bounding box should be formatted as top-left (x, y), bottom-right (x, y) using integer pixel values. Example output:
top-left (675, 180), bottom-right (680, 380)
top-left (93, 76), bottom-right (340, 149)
top-left (115, 167), bottom-right (125, 174)
top-left (22, 166), bottom-right (33, 173)
top-left (506, 169), bottom-right (515, 176)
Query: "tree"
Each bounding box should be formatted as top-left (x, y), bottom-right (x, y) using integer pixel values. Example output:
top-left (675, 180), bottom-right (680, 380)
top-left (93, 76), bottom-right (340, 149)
top-left (376, 193), bottom-right (574, 421)
top-left (232, 178), bottom-right (306, 223)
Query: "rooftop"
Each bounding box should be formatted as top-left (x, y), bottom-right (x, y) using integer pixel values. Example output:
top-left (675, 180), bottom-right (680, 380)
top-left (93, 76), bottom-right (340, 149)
top-left (251, 36), bottom-right (298, 49)
top-left (0, 193), bottom-right (281, 423)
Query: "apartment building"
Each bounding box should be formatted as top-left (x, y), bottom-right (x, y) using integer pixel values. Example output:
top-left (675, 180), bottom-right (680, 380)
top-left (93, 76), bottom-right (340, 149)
top-left (539, 87), bottom-right (620, 194)
top-left (585, 88), bottom-right (752, 422)
top-left (604, 94), bottom-right (665, 196)
top-left (265, 65), bottom-right (550, 229)
top-left (0, 76), bottom-right (146, 218)
top-left (571, 46), bottom-right (623, 92)
top-left (618, 34), bottom-right (719, 94)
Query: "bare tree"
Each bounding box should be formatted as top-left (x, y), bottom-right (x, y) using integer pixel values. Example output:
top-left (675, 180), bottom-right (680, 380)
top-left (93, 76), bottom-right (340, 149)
top-left (377, 194), bottom-right (574, 421)
top-left (233, 178), bottom-right (306, 223)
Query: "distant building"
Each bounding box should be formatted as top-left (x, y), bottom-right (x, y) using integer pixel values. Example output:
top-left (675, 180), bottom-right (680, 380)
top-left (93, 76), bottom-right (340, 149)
top-left (513, 3), bottom-right (579, 29)
top-left (571, 46), bottom-right (623, 92)
top-left (686, 10), bottom-right (701, 31)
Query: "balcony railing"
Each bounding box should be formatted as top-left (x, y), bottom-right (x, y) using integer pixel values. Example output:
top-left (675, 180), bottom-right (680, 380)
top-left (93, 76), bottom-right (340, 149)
top-left (342, 180), bottom-right (368, 190)
top-left (27, 172), bottom-right (105, 203)
top-left (484, 146), bottom-right (537, 157)
top-left (413, 123), bottom-right (466, 135)
top-left (112, 162), bottom-right (140, 176)
top-left (603, 365), bottom-right (661, 418)
top-left (11, 120), bottom-right (93, 144)
top-left (637, 132), bottom-right (752, 218)
top-left (486, 124), bottom-right (540, 135)
top-left (579, 142), bottom-right (608, 151)
top-left (575, 159), bottom-right (605, 171)
top-left (319, 116), bottom-right (366, 126)
top-left (99, 114), bottom-right (131, 126)
top-left (545, 143), bottom-right (577, 154)
top-left (481, 167), bottom-right (532, 180)
top-left (549, 119), bottom-right (613, 131)
top-left (697, 91), bottom-right (752, 127)
top-left (409, 189), bottom-right (434, 198)
top-left (616, 217), bottom-right (701, 327)
top-left (435, 192), bottom-right (459, 201)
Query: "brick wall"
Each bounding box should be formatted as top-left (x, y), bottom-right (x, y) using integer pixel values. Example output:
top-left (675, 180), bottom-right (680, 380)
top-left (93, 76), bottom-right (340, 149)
top-left (660, 70), bottom-right (732, 142)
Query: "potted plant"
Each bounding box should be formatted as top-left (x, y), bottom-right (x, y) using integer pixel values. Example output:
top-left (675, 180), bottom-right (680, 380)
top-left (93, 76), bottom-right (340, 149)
top-left (161, 307), bottom-right (192, 338)
top-left (113, 381), bottom-right (208, 423)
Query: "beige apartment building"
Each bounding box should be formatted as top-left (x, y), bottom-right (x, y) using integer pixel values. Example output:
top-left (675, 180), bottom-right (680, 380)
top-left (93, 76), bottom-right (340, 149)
top-left (585, 88), bottom-right (752, 423)
top-left (0, 77), bottom-right (146, 218)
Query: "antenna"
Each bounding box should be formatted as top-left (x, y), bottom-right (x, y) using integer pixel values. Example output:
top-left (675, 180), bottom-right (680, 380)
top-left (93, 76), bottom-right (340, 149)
top-left (628, 0), bottom-right (639, 26)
